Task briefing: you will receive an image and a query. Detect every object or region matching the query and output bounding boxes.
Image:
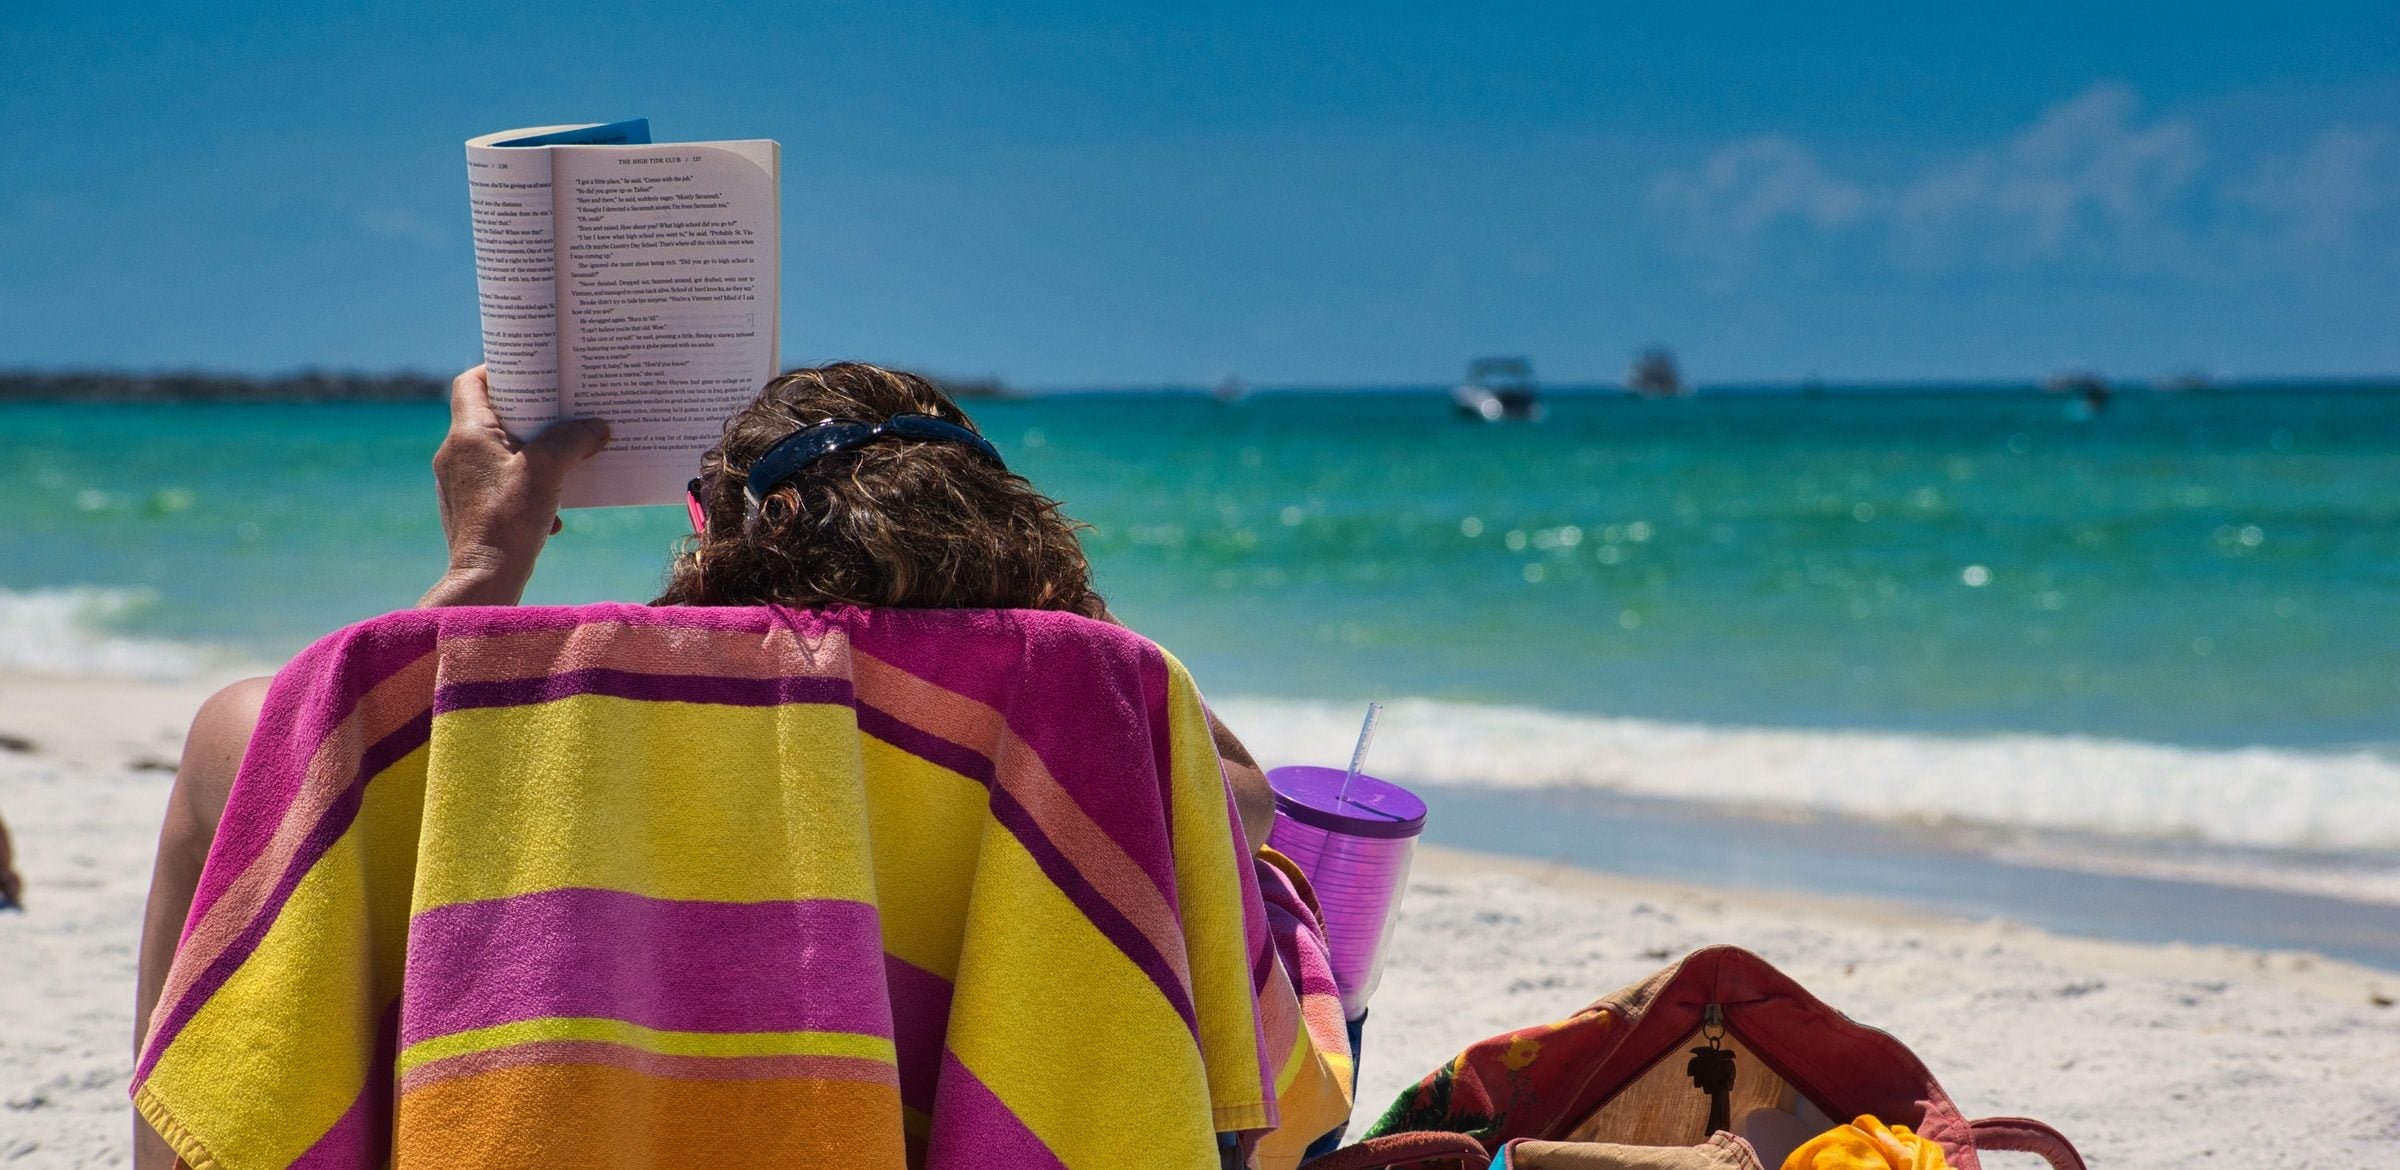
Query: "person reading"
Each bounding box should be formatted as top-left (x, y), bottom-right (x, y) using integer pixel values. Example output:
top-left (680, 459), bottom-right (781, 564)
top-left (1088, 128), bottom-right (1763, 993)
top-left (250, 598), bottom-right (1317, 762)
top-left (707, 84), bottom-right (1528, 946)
top-left (134, 364), bottom-right (1348, 1169)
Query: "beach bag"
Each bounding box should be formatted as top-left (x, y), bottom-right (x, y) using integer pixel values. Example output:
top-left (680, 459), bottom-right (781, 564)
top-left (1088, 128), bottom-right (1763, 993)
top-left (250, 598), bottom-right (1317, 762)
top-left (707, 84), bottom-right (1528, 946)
top-left (1311, 945), bottom-right (2083, 1170)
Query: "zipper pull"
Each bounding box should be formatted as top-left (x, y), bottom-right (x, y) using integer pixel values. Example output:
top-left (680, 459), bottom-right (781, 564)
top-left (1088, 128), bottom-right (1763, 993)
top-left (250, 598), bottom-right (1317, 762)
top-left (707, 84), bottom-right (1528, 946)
top-left (1686, 1002), bottom-right (1736, 1136)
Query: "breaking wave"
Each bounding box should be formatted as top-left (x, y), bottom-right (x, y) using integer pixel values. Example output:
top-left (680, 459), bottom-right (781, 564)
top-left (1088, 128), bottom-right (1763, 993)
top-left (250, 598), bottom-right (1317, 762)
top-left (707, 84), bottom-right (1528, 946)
top-left (1213, 695), bottom-right (2400, 857)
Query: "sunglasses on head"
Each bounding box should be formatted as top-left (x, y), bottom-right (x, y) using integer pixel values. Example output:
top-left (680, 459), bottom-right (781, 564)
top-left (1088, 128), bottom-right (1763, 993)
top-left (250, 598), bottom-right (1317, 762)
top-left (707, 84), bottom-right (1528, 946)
top-left (683, 413), bottom-right (1007, 537)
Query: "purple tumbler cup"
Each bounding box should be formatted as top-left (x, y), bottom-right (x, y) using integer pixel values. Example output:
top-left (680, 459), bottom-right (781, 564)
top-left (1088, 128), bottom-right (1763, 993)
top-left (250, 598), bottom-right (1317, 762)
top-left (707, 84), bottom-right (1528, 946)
top-left (1264, 765), bottom-right (1428, 1020)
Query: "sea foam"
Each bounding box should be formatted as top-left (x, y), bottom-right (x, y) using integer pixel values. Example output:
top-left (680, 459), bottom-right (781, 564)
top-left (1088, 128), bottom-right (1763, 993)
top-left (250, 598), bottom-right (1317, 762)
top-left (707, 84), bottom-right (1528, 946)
top-left (1213, 695), bottom-right (2400, 857)
top-left (0, 587), bottom-right (226, 680)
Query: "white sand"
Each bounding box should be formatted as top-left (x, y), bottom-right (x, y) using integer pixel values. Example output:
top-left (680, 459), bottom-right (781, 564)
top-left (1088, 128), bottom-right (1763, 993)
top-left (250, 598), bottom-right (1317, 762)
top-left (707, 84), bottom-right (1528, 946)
top-left (4, 674), bottom-right (2397, 1168)
top-left (1374, 850), bottom-right (2400, 1167)
top-left (0, 672), bottom-right (224, 1167)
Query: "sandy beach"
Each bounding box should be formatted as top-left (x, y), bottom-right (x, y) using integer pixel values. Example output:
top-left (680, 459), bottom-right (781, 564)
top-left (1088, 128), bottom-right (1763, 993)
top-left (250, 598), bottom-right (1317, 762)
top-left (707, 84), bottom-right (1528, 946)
top-left (4, 671), bottom-right (2397, 1168)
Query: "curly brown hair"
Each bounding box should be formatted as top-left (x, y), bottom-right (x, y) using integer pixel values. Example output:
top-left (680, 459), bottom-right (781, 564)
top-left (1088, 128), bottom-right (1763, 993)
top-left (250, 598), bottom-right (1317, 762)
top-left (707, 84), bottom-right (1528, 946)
top-left (653, 363), bottom-right (1104, 617)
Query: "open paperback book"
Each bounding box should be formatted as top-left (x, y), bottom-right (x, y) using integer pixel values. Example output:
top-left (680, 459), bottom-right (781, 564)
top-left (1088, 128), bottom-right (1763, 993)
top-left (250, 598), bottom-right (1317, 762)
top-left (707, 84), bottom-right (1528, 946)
top-left (466, 119), bottom-right (780, 507)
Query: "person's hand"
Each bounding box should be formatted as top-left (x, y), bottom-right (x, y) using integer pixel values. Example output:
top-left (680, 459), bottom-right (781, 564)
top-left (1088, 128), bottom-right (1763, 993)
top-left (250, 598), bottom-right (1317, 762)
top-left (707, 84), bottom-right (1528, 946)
top-left (418, 365), bottom-right (609, 608)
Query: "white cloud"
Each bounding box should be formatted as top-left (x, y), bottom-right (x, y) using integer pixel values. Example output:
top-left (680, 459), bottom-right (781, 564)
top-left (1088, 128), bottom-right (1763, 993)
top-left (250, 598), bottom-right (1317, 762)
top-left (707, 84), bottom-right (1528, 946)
top-left (2231, 126), bottom-right (2400, 250)
top-left (1649, 82), bottom-right (2386, 279)
top-left (1647, 137), bottom-right (1865, 264)
top-left (1890, 83), bottom-right (2202, 267)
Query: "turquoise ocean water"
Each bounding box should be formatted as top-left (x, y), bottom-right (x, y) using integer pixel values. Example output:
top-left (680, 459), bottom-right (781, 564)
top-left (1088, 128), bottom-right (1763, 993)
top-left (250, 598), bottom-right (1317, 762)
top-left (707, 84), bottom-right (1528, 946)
top-left (10, 385), bottom-right (2400, 949)
top-left (5, 387), bottom-right (2394, 748)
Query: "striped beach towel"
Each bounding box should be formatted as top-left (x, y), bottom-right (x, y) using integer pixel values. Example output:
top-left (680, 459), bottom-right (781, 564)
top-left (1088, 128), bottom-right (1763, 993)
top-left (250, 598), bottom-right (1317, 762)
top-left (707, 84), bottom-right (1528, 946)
top-left (133, 603), bottom-right (1350, 1169)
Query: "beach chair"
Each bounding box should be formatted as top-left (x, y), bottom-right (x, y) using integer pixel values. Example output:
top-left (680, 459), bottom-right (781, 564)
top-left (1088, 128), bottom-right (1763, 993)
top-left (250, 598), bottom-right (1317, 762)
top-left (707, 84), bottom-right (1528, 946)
top-left (134, 603), bottom-right (1349, 1169)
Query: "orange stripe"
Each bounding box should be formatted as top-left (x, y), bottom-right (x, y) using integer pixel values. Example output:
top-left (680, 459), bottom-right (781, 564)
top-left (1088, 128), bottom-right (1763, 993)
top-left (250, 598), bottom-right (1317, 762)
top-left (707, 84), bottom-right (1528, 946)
top-left (1254, 965), bottom-right (1301, 1066)
top-left (435, 621), bottom-right (852, 685)
top-left (396, 1061), bottom-right (905, 1168)
top-left (849, 650), bottom-right (1001, 759)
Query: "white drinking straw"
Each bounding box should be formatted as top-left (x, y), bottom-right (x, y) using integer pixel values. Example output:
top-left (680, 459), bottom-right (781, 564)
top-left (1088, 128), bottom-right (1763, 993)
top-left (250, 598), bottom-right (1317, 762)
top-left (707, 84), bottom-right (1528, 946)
top-left (1337, 702), bottom-right (1383, 808)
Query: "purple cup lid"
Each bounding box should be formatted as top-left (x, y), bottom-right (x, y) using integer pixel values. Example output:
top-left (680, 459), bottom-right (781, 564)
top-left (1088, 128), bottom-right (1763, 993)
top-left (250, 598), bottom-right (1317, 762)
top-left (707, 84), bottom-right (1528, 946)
top-left (1267, 765), bottom-right (1428, 840)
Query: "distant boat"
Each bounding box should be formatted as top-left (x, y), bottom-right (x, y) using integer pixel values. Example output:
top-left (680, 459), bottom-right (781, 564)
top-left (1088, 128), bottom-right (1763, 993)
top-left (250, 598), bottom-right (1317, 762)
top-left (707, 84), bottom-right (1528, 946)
top-left (1452, 357), bottom-right (1543, 422)
top-left (1211, 374), bottom-right (1250, 404)
top-left (1626, 348), bottom-right (1689, 398)
top-left (2043, 368), bottom-right (2111, 414)
top-left (2156, 369), bottom-right (2215, 393)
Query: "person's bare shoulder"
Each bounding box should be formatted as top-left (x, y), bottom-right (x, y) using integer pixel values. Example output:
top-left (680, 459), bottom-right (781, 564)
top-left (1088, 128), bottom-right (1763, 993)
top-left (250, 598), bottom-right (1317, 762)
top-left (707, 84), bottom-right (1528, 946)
top-left (178, 677), bottom-right (272, 834)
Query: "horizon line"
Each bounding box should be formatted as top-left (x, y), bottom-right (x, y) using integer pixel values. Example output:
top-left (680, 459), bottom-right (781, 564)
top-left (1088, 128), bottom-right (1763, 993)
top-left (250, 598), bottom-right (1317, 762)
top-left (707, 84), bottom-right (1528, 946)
top-left (4, 367), bottom-right (2399, 400)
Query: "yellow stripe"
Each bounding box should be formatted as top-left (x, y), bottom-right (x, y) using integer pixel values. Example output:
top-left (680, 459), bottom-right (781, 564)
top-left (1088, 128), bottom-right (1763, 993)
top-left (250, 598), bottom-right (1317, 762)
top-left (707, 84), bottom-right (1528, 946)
top-left (945, 830), bottom-right (1219, 1170)
top-left (397, 1017), bottom-right (896, 1074)
top-left (859, 735), bottom-right (989, 981)
top-left (1156, 650), bottom-right (1276, 1129)
top-left (1258, 1026), bottom-right (1355, 1170)
top-left (1272, 1029), bottom-right (1316, 1096)
top-left (144, 744), bottom-right (429, 1168)
top-left (414, 696), bottom-right (874, 909)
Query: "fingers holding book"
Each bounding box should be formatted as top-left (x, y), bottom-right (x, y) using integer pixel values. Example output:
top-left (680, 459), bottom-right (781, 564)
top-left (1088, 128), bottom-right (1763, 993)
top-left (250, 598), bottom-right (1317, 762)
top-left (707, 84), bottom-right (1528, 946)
top-left (420, 365), bottom-right (611, 608)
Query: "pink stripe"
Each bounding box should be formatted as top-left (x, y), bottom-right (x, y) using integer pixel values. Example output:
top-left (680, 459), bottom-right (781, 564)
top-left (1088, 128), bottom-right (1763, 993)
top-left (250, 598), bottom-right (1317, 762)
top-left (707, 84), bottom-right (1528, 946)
top-left (1142, 643), bottom-right (1176, 852)
top-left (185, 619), bottom-right (435, 933)
top-left (400, 1041), bottom-right (899, 1094)
top-left (1233, 859), bottom-right (1297, 1117)
top-left (923, 1050), bottom-right (1071, 1170)
top-left (403, 889), bottom-right (891, 1046)
top-left (884, 954), bottom-right (955, 1113)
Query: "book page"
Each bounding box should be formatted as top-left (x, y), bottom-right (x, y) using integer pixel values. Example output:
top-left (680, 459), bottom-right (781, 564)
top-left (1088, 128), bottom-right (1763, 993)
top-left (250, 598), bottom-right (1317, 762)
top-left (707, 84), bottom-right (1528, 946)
top-left (552, 141), bottom-right (780, 508)
top-left (464, 140), bottom-right (562, 433)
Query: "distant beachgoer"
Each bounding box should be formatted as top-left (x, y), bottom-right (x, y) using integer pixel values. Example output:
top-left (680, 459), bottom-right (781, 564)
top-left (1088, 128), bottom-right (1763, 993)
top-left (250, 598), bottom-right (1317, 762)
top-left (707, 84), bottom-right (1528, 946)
top-left (134, 362), bottom-right (1289, 1167)
top-left (0, 811), bottom-right (22, 909)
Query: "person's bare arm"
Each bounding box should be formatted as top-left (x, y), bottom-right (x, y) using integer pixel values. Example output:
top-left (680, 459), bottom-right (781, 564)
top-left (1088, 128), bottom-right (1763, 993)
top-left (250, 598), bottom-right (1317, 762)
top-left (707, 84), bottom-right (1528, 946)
top-left (133, 676), bottom-right (268, 1170)
top-left (1208, 710), bottom-right (1277, 852)
top-left (418, 364), bottom-right (610, 607)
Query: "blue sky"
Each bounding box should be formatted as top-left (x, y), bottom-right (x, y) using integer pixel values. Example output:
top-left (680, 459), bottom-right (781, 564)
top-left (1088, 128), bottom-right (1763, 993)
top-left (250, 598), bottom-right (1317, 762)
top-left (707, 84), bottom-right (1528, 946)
top-left (4, 2), bottom-right (2396, 385)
